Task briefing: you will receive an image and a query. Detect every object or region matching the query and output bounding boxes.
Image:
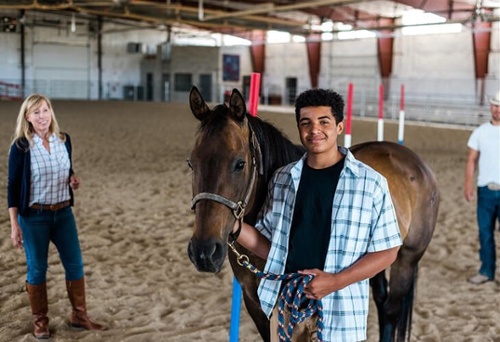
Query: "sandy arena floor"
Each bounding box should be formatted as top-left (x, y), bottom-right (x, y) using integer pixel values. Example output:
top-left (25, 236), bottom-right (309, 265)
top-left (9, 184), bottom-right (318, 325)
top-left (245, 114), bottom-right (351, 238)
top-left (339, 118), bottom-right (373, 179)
top-left (0, 99), bottom-right (499, 342)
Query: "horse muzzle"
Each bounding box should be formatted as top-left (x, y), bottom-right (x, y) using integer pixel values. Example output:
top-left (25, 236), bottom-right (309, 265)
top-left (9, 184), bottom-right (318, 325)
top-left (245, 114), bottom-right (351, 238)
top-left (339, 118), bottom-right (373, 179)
top-left (187, 237), bottom-right (226, 273)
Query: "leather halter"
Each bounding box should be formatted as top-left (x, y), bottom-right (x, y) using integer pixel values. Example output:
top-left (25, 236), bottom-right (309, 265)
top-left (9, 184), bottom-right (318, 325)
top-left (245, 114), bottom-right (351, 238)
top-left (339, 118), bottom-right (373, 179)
top-left (190, 120), bottom-right (263, 234)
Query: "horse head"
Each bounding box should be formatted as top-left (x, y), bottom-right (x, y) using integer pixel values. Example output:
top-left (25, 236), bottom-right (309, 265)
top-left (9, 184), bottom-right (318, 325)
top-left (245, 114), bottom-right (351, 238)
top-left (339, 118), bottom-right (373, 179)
top-left (187, 86), bottom-right (262, 273)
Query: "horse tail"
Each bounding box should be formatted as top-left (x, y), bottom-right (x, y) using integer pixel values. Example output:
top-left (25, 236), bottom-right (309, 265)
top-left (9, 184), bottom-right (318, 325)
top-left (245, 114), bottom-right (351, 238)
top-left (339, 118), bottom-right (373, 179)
top-left (396, 265), bottom-right (418, 342)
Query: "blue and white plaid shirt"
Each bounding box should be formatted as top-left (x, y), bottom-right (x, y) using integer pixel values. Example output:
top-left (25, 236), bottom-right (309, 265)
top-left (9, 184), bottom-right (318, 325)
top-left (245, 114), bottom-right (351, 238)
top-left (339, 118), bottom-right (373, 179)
top-left (255, 147), bottom-right (402, 341)
top-left (29, 134), bottom-right (71, 206)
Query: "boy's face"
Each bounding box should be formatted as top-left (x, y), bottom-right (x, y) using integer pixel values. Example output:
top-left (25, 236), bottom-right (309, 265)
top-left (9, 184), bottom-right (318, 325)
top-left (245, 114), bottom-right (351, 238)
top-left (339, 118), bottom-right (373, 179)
top-left (298, 106), bottom-right (343, 156)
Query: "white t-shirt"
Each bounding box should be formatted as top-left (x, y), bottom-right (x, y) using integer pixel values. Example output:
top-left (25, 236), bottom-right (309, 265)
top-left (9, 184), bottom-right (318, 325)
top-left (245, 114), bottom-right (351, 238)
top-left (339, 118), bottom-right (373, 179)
top-left (467, 121), bottom-right (500, 186)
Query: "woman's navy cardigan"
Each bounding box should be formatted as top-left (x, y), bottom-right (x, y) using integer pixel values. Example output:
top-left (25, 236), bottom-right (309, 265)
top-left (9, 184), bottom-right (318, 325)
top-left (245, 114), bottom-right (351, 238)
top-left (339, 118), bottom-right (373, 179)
top-left (7, 133), bottom-right (75, 216)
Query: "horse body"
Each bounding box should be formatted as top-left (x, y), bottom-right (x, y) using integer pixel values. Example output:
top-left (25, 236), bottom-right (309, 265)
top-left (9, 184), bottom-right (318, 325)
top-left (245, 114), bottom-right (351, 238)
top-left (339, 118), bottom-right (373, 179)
top-left (187, 87), bottom-right (439, 342)
top-left (350, 142), bottom-right (439, 341)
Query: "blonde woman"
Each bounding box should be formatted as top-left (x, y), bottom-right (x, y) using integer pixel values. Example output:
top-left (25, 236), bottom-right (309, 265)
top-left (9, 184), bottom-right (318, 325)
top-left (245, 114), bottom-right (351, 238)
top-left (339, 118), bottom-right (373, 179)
top-left (8, 94), bottom-right (106, 339)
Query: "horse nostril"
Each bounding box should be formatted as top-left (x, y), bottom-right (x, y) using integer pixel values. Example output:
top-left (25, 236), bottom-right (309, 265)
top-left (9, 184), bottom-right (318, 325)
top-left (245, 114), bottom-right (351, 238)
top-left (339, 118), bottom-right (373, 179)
top-left (187, 239), bottom-right (196, 264)
top-left (187, 238), bottom-right (226, 273)
top-left (212, 241), bottom-right (224, 262)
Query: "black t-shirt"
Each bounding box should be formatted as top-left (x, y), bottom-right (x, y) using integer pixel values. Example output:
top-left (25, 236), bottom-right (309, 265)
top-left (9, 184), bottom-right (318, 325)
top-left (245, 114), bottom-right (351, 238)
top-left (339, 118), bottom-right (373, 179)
top-left (285, 156), bottom-right (345, 273)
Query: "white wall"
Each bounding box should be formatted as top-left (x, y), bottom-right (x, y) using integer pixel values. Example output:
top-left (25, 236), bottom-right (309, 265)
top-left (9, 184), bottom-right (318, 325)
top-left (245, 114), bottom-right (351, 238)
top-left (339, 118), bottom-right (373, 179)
top-left (320, 37), bottom-right (380, 106)
top-left (256, 25), bottom-right (498, 117)
top-left (0, 12), bottom-right (92, 99)
top-left (0, 9), bottom-right (498, 104)
top-left (0, 27), bottom-right (20, 80)
top-left (100, 24), bottom-right (168, 99)
top-left (393, 31), bottom-right (476, 103)
top-left (264, 43), bottom-right (311, 102)
top-left (167, 46), bottom-right (219, 103)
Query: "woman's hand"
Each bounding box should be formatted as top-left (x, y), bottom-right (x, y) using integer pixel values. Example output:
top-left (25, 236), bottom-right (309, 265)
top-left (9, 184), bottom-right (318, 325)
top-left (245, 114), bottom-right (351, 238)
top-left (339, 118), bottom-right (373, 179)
top-left (70, 174), bottom-right (81, 190)
top-left (11, 225), bottom-right (23, 249)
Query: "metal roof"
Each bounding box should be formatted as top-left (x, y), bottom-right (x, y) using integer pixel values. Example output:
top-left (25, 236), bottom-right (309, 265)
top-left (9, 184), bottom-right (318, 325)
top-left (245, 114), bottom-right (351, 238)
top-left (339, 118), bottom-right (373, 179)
top-left (0, 0), bottom-right (498, 37)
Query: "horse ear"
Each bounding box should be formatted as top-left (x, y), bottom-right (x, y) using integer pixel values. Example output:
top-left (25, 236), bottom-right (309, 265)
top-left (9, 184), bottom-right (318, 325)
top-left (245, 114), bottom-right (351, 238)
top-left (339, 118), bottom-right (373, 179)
top-left (229, 88), bottom-right (247, 122)
top-left (189, 86), bottom-right (210, 121)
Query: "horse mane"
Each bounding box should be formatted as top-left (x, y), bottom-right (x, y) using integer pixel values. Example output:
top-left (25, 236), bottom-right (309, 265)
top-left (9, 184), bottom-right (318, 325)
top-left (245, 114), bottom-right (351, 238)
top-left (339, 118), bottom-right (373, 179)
top-left (247, 114), bottom-right (305, 185)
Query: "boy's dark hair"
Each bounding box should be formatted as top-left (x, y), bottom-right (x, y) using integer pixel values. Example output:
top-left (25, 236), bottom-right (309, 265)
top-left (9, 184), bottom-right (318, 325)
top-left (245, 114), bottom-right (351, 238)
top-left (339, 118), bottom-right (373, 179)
top-left (294, 88), bottom-right (345, 124)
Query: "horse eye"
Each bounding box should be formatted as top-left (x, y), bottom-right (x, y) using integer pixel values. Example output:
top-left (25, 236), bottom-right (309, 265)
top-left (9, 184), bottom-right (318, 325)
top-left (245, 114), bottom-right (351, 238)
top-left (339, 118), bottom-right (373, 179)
top-left (234, 160), bottom-right (246, 172)
top-left (186, 159), bottom-right (193, 170)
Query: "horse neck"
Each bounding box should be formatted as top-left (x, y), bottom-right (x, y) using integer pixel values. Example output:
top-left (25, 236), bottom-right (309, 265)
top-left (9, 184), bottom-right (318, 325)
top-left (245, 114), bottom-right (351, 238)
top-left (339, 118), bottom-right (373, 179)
top-left (250, 117), bottom-right (303, 178)
top-left (245, 115), bottom-right (304, 223)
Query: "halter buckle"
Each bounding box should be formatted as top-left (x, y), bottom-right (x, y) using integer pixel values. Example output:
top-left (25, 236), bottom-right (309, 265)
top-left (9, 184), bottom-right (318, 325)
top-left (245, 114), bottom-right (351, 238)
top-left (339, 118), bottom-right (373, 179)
top-left (233, 201), bottom-right (245, 220)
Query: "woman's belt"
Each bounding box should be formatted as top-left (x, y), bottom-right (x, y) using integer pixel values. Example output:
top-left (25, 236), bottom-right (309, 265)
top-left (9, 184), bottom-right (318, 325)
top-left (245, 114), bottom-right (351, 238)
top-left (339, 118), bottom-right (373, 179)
top-left (30, 200), bottom-right (71, 211)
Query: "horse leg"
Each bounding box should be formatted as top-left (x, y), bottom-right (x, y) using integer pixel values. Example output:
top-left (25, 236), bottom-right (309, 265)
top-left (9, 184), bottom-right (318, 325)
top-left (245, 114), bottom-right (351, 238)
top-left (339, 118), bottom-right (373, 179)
top-left (381, 247), bottom-right (420, 342)
top-left (370, 271), bottom-right (388, 341)
top-left (242, 290), bottom-right (270, 342)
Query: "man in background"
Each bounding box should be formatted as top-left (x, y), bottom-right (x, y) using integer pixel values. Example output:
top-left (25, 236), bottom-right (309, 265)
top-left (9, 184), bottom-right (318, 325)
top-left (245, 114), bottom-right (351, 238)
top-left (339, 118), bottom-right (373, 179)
top-left (464, 90), bottom-right (500, 284)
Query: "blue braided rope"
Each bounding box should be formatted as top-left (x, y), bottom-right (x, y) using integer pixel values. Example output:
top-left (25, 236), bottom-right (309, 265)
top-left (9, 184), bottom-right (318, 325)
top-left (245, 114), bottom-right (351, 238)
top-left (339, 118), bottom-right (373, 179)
top-left (241, 260), bottom-right (324, 341)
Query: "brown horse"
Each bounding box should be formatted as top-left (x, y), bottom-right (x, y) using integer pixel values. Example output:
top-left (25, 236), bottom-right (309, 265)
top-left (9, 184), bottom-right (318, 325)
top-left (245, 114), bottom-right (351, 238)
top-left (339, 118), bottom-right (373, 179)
top-left (187, 86), bottom-right (440, 342)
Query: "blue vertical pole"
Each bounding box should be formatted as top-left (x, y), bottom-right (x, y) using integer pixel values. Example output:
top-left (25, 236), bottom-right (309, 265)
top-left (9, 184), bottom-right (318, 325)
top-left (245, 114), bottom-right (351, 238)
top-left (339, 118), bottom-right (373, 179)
top-left (229, 276), bottom-right (242, 341)
top-left (230, 72), bottom-right (260, 341)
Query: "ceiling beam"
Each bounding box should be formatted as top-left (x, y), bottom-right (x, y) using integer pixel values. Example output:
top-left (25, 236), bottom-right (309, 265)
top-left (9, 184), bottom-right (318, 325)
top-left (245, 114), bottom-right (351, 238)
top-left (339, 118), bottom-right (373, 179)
top-left (0, 0), bottom-right (73, 10)
top-left (73, 6), bottom-right (307, 33)
top-left (391, 0), bottom-right (479, 20)
top-left (201, 0), bottom-right (353, 22)
top-left (392, 0), bottom-right (453, 13)
top-left (2, 1), bottom-right (310, 30)
top-left (2, 0), bottom-right (496, 37)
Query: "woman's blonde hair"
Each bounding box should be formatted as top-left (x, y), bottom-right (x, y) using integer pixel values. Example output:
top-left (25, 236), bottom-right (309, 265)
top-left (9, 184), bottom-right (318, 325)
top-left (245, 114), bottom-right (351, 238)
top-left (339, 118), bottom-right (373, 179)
top-left (12, 93), bottom-right (65, 148)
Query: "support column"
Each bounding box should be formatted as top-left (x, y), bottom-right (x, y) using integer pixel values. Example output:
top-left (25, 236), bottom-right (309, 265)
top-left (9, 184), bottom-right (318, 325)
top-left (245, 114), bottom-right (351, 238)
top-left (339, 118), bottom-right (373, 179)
top-left (306, 34), bottom-right (321, 88)
top-left (249, 30), bottom-right (266, 74)
top-left (97, 16), bottom-right (103, 100)
top-left (248, 30), bottom-right (265, 104)
top-left (377, 18), bottom-right (394, 99)
top-left (20, 10), bottom-right (25, 98)
top-left (472, 21), bottom-right (491, 105)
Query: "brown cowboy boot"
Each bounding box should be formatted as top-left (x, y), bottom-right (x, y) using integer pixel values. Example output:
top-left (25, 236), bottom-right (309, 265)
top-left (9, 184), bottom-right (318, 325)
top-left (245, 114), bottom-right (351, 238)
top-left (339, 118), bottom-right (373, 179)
top-left (66, 277), bottom-right (106, 331)
top-left (26, 282), bottom-right (50, 339)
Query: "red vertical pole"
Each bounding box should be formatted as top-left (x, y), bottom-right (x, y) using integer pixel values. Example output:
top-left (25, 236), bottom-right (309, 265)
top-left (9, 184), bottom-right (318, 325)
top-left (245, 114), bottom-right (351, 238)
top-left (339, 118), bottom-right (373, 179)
top-left (248, 72), bottom-right (261, 116)
top-left (230, 72), bottom-right (261, 342)
top-left (378, 84), bottom-right (384, 119)
top-left (400, 84), bottom-right (405, 111)
top-left (377, 84), bottom-right (384, 141)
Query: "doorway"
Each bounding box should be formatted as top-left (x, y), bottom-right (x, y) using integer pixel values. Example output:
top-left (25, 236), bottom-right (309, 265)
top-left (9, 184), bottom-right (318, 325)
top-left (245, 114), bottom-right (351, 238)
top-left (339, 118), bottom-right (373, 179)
top-left (286, 77), bottom-right (297, 105)
top-left (146, 73), bottom-right (153, 101)
top-left (199, 74), bottom-right (212, 102)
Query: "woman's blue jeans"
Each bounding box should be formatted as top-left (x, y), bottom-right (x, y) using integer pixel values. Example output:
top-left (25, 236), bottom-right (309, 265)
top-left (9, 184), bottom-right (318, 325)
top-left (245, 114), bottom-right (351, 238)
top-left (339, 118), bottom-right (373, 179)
top-left (19, 207), bottom-right (84, 285)
top-left (477, 186), bottom-right (500, 280)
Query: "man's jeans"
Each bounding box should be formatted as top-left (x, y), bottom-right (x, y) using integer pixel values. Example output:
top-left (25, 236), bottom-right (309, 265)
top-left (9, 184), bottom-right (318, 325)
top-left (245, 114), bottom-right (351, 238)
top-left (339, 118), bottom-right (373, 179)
top-left (19, 207), bottom-right (84, 285)
top-left (477, 186), bottom-right (500, 279)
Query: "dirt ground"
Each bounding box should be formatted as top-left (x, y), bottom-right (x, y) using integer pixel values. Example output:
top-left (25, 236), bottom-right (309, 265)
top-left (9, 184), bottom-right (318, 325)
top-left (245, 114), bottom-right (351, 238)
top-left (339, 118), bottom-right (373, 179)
top-left (0, 99), bottom-right (499, 342)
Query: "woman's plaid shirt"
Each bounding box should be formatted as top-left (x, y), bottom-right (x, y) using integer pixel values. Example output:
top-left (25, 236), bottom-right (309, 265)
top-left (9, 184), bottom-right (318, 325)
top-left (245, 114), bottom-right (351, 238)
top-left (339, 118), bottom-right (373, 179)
top-left (29, 134), bottom-right (71, 206)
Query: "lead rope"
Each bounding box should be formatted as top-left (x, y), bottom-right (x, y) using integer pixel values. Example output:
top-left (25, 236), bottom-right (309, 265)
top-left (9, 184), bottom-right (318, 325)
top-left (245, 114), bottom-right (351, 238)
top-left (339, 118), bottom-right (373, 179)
top-left (228, 242), bottom-right (324, 341)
